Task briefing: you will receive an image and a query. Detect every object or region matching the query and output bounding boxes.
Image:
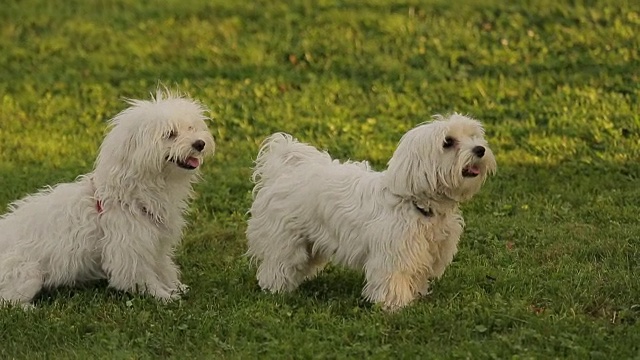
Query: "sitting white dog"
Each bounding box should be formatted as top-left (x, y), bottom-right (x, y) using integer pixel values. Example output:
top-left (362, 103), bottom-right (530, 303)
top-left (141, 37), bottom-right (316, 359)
top-left (246, 114), bottom-right (496, 310)
top-left (0, 90), bottom-right (215, 306)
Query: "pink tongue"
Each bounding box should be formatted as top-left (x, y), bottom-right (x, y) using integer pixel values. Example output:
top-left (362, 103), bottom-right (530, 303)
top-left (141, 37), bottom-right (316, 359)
top-left (186, 157), bottom-right (200, 168)
top-left (468, 165), bottom-right (480, 175)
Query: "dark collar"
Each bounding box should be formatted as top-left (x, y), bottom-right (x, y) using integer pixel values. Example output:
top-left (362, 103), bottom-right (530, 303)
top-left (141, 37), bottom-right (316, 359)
top-left (413, 201), bottom-right (434, 217)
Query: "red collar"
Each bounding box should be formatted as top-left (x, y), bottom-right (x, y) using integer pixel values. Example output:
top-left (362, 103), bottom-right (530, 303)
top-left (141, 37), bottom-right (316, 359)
top-left (95, 199), bottom-right (159, 222)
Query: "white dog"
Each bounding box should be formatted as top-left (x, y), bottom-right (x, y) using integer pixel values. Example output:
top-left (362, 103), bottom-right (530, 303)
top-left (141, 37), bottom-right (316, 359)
top-left (246, 114), bottom-right (496, 310)
top-left (0, 90), bottom-right (215, 306)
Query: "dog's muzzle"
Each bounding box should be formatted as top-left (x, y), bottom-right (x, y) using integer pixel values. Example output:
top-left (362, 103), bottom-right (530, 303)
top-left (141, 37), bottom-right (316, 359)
top-left (462, 164), bottom-right (481, 178)
top-left (168, 140), bottom-right (207, 170)
top-left (462, 146), bottom-right (487, 178)
top-left (173, 157), bottom-right (200, 170)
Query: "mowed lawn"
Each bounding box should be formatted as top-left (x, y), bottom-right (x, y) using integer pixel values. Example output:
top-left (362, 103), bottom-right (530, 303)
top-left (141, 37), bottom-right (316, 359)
top-left (1, 0), bottom-right (639, 358)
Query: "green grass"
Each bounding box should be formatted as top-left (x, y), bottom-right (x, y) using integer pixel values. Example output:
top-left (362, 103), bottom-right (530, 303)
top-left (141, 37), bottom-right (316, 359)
top-left (1, 0), bottom-right (639, 358)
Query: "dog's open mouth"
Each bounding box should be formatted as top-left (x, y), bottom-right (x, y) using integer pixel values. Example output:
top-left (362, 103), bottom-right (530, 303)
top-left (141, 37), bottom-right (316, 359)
top-left (462, 164), bottom-right (481, 178)
top-left (171, 157), bottom-right (200, 170)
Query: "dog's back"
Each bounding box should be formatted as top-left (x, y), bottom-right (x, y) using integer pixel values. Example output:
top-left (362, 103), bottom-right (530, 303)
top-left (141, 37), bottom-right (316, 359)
top-left (251, 133), bottom-right (332, 196)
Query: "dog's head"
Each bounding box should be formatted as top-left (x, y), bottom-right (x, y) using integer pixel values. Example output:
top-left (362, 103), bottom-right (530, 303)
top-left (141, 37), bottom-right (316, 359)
top-left (385, 114), bottom-right (496, 202)
top-left (95, 89), bottom-right (215, 180)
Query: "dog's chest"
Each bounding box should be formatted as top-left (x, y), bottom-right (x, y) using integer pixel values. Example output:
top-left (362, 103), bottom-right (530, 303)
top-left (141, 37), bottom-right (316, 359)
top-left (413, 213), bottom-right (463, 260)
top-left (424, 214), bottom-right (460, 241)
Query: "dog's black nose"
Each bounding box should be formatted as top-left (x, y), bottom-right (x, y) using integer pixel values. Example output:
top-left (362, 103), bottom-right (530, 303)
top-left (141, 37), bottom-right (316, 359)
top-left (472, 146), bottom-right (485, 158)
top-left (192, 140), bottom-right (206, 152)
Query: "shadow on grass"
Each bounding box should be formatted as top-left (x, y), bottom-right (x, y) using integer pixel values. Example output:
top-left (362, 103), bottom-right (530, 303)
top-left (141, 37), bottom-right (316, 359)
top-left (32, 280), bottom-right (112, 307)
top-left (297, 267), bottom-right (366, 301)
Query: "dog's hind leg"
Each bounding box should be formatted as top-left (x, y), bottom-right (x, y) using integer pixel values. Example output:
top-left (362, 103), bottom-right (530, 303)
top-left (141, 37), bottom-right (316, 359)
top-left (304, 242), bottom-right (328, 279)
top-left (0, 257), bottom-right (43, 307)
top-left (255, 234), bottom-right (311, 293)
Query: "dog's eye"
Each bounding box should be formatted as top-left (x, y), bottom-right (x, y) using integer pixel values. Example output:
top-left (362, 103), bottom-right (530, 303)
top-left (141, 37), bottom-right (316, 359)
top-left (443, 136), bottom-right (455, 148)
top-left (165, 130), bottom-right (177, 139)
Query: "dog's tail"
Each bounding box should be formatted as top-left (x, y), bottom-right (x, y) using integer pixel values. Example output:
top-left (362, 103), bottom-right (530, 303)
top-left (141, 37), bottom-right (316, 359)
top-left (252, 132), bottom-right (330, 194)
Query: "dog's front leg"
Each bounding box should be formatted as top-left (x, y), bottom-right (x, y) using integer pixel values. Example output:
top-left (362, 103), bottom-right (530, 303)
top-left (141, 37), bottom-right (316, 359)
top-left (412, 235), bottom-right (460, 298)
top-left (155, 251), bottom-right (189, 296)
top-left (100, 221), bottom-right (178, 302)
top-left (362, 258), bottom-right (417, 311)
top-left (430, 233), bottom-right (460, 281)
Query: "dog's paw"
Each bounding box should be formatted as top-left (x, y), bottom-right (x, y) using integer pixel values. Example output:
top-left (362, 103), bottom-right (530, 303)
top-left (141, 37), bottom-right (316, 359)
top-left (0, 301), bottom-right (35, 311)
top-left (174, 282), bottom-right (190, 295)
top-left (378, 292), bottom-right (416, 312)
top-left (154, 291), bottom-right (180, 303)
top-left (21, 303), bottom-right (36, 311)
top-left (416, 279), bottom-right (433, 297)
top-left (161, 283), bottom-right (189, 302)
top-left (418, 287), bottom-right (433, 297)
top-left (381, 302), bottom-right (405, 313)
top-left (142, 284), bottom-right (178, 303)
top-left (0, 299), bottom-right (35, 310)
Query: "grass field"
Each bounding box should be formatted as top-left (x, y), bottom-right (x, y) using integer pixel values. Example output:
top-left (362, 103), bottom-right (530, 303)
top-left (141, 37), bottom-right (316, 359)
top-left (1, 0), bottom-right (639, 358)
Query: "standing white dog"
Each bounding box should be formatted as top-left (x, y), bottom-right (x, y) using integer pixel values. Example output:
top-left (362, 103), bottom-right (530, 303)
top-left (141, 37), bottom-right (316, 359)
top-left (0, 90), bottom-right (215, 306)
top-left (246, 114), bottom-right (496, 310)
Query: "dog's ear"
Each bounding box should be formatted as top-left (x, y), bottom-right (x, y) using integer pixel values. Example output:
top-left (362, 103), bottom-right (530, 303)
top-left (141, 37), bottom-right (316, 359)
top-left (384, 126), bottom-right (438, 197)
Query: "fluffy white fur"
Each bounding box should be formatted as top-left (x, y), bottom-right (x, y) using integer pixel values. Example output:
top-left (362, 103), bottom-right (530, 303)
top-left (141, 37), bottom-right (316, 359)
top-left (0, 90), bottom-right (215, 306)
top-left (246, 114), bottom-right (496, 310)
